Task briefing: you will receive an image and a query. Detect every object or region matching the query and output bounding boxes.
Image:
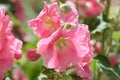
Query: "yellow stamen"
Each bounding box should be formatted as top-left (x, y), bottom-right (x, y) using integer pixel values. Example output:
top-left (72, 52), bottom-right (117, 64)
top-left (55, 37), bottom-right (68, 51)
top-left (45, 17), bottom-right (56, 32)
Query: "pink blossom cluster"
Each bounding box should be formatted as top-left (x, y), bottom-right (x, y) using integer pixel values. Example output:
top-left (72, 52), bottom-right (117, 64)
top-left (29, 1), bottom-right (93, 80)
top-left (0, 9), bottom-right (22, 79)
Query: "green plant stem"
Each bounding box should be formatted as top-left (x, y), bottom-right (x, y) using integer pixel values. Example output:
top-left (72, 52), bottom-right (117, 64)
top-left (104, 0), bottom-right (111, 21)
top-left (102, 0), bottom-right (112, 54)
top-left (97, 72), bottom-right (101, 80)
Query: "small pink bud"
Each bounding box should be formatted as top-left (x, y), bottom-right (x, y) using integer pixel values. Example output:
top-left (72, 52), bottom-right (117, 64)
top-left (15, 52), bottom-right (22, 60)
top-left (95, 42), bottom-right (101, 53)
top-left (60, 4), bottom-right (71, 14)
top-left (108, 55), bottom-right (119, 67)
top-left (26, 49), bottom-right (40, 61)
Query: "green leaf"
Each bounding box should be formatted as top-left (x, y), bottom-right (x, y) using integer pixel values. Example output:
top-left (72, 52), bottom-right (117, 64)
top-left (91, 14), bottom-right (107, 34)
top-left (94, 55), bottom-right (111, 67)
top-left (95, 55), bottom-right (120, 79)
top-left (97, 63), bottom-right (120, 79)
top-left (66, 76), bottom-right (73, 80)
top-left (112, 31), bottom-right (120, 41)
top-left (90, 59), bottom-right (99, 72)
top-left (91, 22), bottom-right (107, 34)
top-left (113, 63), bottom-right (120, 76)
top-left (4, 77), bottom-right (11, 80)
top-left (37, 73), bottom-right (48, 80)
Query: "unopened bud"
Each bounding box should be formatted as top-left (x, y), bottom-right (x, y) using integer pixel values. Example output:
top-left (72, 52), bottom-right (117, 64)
top-left (26, 49), bottom-right (40, 61)
top-left (63, 23), bottom-right (74, 29)
top-left (60, 4), bottom-right (71, 14)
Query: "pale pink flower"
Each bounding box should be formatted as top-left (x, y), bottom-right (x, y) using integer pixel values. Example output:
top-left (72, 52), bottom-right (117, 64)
top-left (29, 2), bottom-right (60, 38)
top-left (0, 9), bottom-right (22, 79)
top-left (108, 55), bottom-right (119, 67)
top-left (26, 49), bottom-right (40, 61)
top-left (76, 63), bottom-right (92, 80)
top-left (12, 68), bottom-right (28, 80)
top-left (77, 0), bottom-right (103, 17)
top-left (29, 1), bottom-right (78, 38)
top-left (14, 0), bottom-right (24, 22)
top-left (37, 24), bottom-right (93, 72)
top-left (75, 40), bottom-right (93, 80)
top-left (95, 42), bottom-right (101, 53)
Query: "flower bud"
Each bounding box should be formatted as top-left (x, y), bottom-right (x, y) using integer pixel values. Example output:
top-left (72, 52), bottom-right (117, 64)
top-left (108, 55), bottom-right (119, 67)
top-left (63, 23), bottom-right (74, 29)
top-left (15, 52), bottom-right (22, 60)
top-left (26, 49), bottom-right (40, 61)
top-left (60, 4), bottom-right (71, 14)
top-left (95, 42), bottom-right (101, 53)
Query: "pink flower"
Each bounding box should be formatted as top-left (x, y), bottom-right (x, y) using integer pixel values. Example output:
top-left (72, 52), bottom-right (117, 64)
top-left (37, 24), bottom-right (93, 72)
top-left (29, 1), bottom-right (78, 38)
top-left (26, 49), bottom-right (40, 61)
top-left (0, 9), bottom-right (22, 79)
top-left (108, 55), bottom-right (119, 67)
top-left (29, 2), bottom-right (60, 38)
top-left (95, 42), bottom-right (101, 53)
top-left (77, 0), bottom-right (103, 17)
top-left (14, 0), bottom-right (24, 22)
top-left (76, 63), bottom-right (92, 80)
top-left (12, 68), bottom-right (28, 80)
top-left (75, 40), bottom-right (93, 80)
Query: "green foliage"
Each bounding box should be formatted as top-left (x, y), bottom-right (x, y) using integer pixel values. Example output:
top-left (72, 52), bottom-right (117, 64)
top-left (112, 31), bottom-right (120, 41)
top-left (95, 55), bottom-right (120, 79)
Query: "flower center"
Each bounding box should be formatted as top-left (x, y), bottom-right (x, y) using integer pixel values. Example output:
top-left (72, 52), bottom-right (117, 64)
top-left (85, 2), bottom-right (92, 8)
top-left (45, 17), bottom-right (57, 32)
top-left (55, 38), bottom-right (68, 51)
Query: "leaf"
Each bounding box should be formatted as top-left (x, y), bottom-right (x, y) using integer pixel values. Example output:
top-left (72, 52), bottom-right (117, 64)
top-left (95, 55), bottom-right (120, 79)
top-left (97, 63), bottom-right (120, 79)
top-left (91, 14), bottom-right (107, 34)
top-left (94, 55), bottom-right (111, 67)
top-left (113, 63), bottom-right (120, 76)
top-left (90, 59), bottom-right (99, 72)
top-left (4, 77), bottom-right (11, 80)
top-left (112, 31), bottom-right (120, 41)
top-left (37, 73), bottom-right (48, 80)
top-left (91, 22), bottom-right (107, 34)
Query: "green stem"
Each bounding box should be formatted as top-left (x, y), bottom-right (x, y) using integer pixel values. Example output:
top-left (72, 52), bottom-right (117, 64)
top-left (103, 0), bottom-right (111, 22)
top-left (97, 72), bottom-right (101, 80)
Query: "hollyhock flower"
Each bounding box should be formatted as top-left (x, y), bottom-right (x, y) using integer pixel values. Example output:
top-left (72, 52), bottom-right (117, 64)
top-left (76, 63), bottom-right (92, 80)
top-left (76, 41), bottom-right (93, 80)
top-left (108, 55), bottom-right (119, 67)
top-left (12, 68), bottom-right (28, 80)
top-left (29, 1), bottom-right (78, 38)
top-left (29, 2), bottom-right (60, 38)
top-left (37, 24), bottom-right (93, 72)
top-left (77, 0), bottom-right (103, 17)
top-left (14, 0), bottom-right (24, 22)
top-left (95, 42), bottom-right (101, 53)
top-left (26, 49), bottom-right (40, 61)
top-left (0, 9), bottom-right (22, 79)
